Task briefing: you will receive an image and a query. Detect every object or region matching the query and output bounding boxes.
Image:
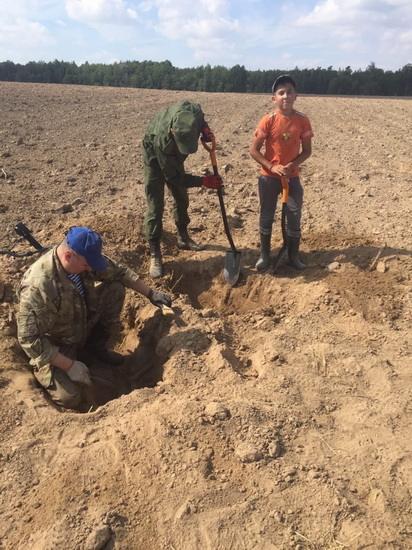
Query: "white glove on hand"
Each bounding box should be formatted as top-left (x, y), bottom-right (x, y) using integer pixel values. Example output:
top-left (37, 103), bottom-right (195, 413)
top-left (66, 360), bottom-right (92, 386)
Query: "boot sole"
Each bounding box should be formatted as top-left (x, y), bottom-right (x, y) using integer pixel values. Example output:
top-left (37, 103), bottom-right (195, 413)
top-left (149, 266), bottom-right (163, 278)
top-left (255, 258), bottom-right (270, 272)
top-left (177, 243), bottom-right (205, 251)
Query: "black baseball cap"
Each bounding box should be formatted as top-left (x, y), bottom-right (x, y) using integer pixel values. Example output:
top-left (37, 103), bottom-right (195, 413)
top-left (272, 75), bottom-right (296, 94)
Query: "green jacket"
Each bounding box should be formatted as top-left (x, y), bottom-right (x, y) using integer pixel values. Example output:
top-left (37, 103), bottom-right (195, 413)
top-left (142, 101), bottom-right (207, 188)
top-left (17, 246), bottom-right (139, 369)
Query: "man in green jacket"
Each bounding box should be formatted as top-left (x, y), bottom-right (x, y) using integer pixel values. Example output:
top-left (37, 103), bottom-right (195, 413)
top-left (17, 226), bottom-right (172, 409)
top-left (142, 101), bottom-right (222, 278)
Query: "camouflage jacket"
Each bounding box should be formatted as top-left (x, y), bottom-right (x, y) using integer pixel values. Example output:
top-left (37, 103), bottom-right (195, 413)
top-left (17, 246), bottom-right (139, 369)
top-left (142, 101), bottom-right (206, 188)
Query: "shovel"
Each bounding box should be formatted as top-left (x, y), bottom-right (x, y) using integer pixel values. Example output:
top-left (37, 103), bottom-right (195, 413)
top-left (202, 135), bottom-right (242, 286)
top-left (271, 176), bottom-right (289, 273)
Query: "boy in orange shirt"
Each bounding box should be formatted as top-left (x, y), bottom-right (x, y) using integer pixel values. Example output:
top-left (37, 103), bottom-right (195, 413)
top-left (250, 75), bottom-right (313, 271)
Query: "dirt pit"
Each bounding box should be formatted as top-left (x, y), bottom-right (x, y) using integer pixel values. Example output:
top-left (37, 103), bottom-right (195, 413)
top-left (0, 82), bottom-right (411, 550)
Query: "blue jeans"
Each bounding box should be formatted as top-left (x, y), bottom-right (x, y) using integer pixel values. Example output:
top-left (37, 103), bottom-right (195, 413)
top-left (258, 175), bottom-right (303, 238)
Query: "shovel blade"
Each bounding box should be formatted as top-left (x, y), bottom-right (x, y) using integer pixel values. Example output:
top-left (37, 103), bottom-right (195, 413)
top-left (224, 250), bottom-right (242, 286)
top-left (271, 245), bottom-right (288, 274)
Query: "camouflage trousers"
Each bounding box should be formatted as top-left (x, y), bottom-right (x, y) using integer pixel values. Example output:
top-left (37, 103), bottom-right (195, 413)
top-left (33, 280), bottom-right (125, 410)
top-left (143, 159), bottom-right (190, 243)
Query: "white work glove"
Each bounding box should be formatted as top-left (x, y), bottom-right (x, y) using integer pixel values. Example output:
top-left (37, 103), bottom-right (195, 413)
top-left (66, 360), bottom-right (92, 386)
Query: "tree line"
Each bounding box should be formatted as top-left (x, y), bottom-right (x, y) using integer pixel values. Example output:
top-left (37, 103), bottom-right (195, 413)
top-left (0, 59), bottom-right (411, 96)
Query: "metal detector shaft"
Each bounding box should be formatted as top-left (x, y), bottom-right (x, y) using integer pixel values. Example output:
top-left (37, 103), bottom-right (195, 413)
top-left (14, 222), bottom-right (44, 250)
top-left (0, 222), bottom-right (51, 257)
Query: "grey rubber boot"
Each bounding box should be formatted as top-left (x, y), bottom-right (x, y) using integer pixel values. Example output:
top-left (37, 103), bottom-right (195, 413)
top-left (176, 225), bottom-right (205, 251)
top-left (255, 233), bottom-right (271, 272)
top-left (149, 240), bottom-right (163, 278)
top-left (287, 236), bottom-right (307, 270)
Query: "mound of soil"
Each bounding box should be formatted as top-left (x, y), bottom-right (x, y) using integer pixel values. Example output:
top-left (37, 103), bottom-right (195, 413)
top-left (0, 82), bottom-right (411, 549)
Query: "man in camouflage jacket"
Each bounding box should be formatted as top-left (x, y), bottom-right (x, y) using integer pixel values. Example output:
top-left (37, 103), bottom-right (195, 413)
top-left (17, 226), bottom-right (171, 409)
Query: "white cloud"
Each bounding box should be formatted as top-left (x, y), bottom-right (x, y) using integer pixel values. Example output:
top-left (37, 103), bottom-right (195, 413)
top-left (198, 0), bottom-right (230, 16)
top-left (384, 28), bottom-right (412, 56)
top-left (0, 15), bottom-right (54, 62)
top-left (133, 0), bottom-right (412, 70)
top-left (0, 0), bottom-right (410, 70)
top-left (0, 18), bottom-right (53, 48)
top-left (65, 0), bottom-right (139, 25)
top-left (77, 49), bottom-right (121, 64)
top-left (296, 0), bottom-right (412, 28)
top-left (0, 1), bottom-right (68, 62)
top-left (138, 1), bottom-right (153, 13)
top-left (157, 16), bottom-right (239, 40)
top-left (144, 0), bottom-right (240, 65)
top-left (283, 0), bottom-right (412, 69)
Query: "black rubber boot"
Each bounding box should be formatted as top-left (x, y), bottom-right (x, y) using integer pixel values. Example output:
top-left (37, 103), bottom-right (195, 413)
top-left (149, 240), bottom-right (162, 278)
top-left (255, 233), bottom-right (271, 272)
top-left (287, 236), bottom-right (307, 270)
top-left (176, 225), bottom-right (205, 251)
top-left (87, 323), bottom-right (124, 366)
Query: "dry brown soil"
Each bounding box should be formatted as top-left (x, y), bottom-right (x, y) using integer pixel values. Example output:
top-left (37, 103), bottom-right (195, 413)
top-left (0, 82), bottom-right (411, 550)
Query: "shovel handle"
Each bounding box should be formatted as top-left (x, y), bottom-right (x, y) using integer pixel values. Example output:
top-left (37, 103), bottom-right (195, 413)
top-left (201, 135), bottom-right (238, 254)
top-left (201, 135), bottom-right (218, 176)
top-left (281, 176), bottom-right (289, 203)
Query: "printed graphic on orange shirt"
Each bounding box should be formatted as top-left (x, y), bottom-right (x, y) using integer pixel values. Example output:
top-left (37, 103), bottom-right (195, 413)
top-left (282, 132), bottom-right (291, 141)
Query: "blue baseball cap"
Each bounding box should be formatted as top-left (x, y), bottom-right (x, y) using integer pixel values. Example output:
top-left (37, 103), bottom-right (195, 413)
top-left (66, 227), bottom-right (107, 271)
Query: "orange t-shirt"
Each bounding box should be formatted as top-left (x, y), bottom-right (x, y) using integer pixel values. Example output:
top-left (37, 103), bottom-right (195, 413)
top-left (254, 109), bottom-right (313, 178)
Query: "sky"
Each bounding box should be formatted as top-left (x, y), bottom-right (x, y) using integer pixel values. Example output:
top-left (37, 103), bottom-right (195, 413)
top-left (1, 0), bottom-right (411, 71)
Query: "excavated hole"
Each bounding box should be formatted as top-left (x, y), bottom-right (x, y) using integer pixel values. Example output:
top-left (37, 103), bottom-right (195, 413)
top-left (80, 311), bottom-right (170, 412)
top-left (168, 256), bottom-right (228, 309)
top-left (166, 253), bottom-right (285, 315)
top-left (79, 236), bottom-right (404, 411)
top-left (19, 230), bottom-right (410, 412)
top-left (85, 258), bottom-right (238, 411)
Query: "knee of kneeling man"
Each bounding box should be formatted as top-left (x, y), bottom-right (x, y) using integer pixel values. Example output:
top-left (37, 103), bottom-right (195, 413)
top-left (55, 390), bottom-right (82, 410)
